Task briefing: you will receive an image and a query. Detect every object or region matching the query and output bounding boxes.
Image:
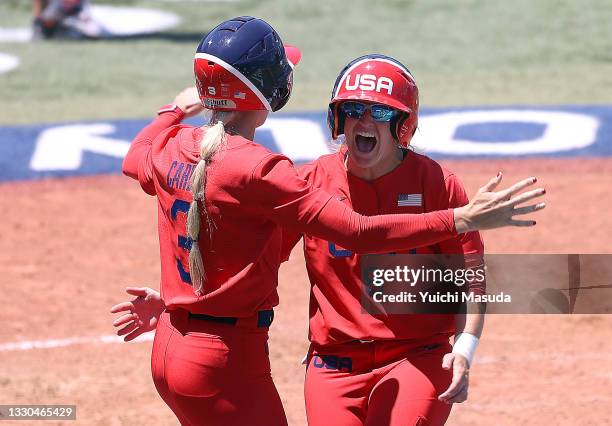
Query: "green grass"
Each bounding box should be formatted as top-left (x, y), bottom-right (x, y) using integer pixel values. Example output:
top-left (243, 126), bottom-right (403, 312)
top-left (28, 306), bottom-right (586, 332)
top-left (1, 0), bottom-right (611, 124)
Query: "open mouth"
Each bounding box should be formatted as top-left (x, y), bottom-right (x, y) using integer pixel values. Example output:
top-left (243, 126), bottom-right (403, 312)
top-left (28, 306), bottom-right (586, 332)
top-left (355, 132), bottom-right (377, 153)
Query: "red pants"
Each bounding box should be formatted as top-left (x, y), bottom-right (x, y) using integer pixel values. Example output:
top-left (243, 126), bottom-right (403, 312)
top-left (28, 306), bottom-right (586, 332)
top-left (304, 337), bottom-right (453, 426)
top-left (151, 310), bottom-right (287, 426)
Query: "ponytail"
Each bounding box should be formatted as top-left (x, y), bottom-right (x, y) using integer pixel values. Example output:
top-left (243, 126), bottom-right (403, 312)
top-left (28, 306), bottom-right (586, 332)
top-left (186, 112), bottom-right (229, 296)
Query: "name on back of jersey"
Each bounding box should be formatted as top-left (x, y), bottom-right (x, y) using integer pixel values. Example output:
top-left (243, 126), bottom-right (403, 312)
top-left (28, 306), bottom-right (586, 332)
top-left (167, 161), bottom-right (195, 191)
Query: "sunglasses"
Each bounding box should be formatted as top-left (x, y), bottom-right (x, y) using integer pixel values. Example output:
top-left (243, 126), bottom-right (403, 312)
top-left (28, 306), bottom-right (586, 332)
top-left (340, 101), bottom-right (399, 122)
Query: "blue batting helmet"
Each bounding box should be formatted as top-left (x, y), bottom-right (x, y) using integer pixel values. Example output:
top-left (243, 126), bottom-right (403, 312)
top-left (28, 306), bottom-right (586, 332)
top-left (194, 16), bottom-right (301, 112)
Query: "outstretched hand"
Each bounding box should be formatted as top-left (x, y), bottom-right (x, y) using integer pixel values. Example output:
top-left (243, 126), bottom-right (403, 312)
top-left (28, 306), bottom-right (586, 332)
top-left (110, 287), bottom-right (165, 342)
top-left (454, 172), bottom-right (546, 233)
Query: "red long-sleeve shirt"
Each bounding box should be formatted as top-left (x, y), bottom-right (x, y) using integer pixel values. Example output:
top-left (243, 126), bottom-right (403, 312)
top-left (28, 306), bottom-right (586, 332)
top-left (281, 149), bottom-right (485, 344)
top-left (122, 111), bottom-right (459, 317)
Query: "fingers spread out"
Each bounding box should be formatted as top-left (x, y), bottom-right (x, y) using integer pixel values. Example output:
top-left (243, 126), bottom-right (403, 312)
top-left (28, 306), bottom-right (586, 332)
top-left (498, 176), bottom-right (537, 199)
top-left (110, 301), bottom-right (134, 314)
top-left (480, 172), bottom-right (503, 192)
top-left (512, 203), bottom-right (546, 216)
top-left (507, 219), bottom-right (537, 227)
top-left (113, 313), bottom-right (136, 327)
top-left (125, 287), bottom-right (148, 297)
top-left (505, 188), bottom-right (546, 208)
top-left (123, 329), bottom-right (145, 342)
top-left (117, 321), bottom-right (140, 337)
top-left (506, 201), bottom-right (546, 226)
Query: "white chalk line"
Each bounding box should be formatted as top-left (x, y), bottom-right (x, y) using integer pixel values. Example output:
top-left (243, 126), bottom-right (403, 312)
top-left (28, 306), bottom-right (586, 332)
top-left (2, 332), bottom-right (612, 369)
top-left (0, 333), bottom-right (153, 352)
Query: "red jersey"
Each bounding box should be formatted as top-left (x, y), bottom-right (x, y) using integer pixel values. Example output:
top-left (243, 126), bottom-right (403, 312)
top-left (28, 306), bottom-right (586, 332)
top-left (283, 148), bottom-right (484, 345)
top-left (123, 111), bottom-right (460, 318)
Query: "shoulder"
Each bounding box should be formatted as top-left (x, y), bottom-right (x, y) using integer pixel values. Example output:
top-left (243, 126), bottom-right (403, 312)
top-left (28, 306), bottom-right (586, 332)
top-left (405, 150), bottom-right (468, 207)
top-left (406, 150), bottom-right (461, 185)
top-left (159, 123), bottom-right (196, 141)
top-left (226, 134), bottom-right (279, 158)
top-left (152, 123), bottom-right (197, 153)
top-left (298, 151), bottom-right (345, 181)
top-left (317, 151), bottom-right (345, 170)
top-left (209, 135), bottom-right (293, 184)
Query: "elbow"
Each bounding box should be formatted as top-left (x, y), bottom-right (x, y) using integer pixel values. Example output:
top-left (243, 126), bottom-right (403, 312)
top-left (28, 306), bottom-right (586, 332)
top-left (122, 155), bottom-right (138, 179)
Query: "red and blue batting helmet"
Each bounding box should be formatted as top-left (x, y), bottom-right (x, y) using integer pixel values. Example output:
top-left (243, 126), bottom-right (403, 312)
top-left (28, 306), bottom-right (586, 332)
top-left (194, 16), bottom-right (301, 112)
top-left (328, 54), bottom-right (419, 147)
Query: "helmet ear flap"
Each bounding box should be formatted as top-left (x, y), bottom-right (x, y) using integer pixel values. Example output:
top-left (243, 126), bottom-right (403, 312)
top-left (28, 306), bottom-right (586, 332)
top-left (327, 106), bottom-right (335, 137)
top-left (391, 111), bottom-right (415, 147)
top-left (327, 103), bottom-right (346, 139)
top-left (390, 112), bottom-right (406, 145)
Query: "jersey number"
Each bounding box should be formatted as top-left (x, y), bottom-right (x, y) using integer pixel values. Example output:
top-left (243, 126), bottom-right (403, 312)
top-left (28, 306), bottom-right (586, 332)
top-left (171, 199), bottom-right (193, 285)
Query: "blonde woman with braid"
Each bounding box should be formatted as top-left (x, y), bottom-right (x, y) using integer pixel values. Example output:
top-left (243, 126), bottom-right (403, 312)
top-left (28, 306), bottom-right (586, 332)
top-left (116, 17), bottom-right (546, 426)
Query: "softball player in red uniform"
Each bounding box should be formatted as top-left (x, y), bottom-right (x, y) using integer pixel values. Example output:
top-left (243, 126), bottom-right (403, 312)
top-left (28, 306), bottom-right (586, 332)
top-left (112, 18), bottom-right (545, 425)
top-left (290, 55), bottom-right (490, 426)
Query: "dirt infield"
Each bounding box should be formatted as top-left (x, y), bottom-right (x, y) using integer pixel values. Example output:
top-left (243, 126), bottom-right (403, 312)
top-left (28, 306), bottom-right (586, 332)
top-left (1, 158), bottom-right (610, 425)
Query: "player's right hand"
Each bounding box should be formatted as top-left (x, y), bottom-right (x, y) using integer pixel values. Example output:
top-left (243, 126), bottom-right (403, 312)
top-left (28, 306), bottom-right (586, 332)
top-left (454, 172), bottom-right (546, 233)
top-left (110, 287), bottom-right (165, 342)
top-left (174, 87), bottom-right (204, 118)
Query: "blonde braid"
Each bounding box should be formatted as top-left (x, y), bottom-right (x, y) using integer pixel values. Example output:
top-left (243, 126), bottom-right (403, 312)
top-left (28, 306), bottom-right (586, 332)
top-left (186, 112), bottom-right (229, 296)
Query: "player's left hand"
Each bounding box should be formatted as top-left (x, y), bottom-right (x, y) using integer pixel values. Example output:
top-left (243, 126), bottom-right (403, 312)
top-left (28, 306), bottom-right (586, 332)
top-left (438, 353), bottom-right (470, 404)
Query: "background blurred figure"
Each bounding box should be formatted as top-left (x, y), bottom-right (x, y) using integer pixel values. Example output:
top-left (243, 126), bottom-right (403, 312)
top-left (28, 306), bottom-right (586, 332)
top-left (32, 0), bottom-right (101, 39)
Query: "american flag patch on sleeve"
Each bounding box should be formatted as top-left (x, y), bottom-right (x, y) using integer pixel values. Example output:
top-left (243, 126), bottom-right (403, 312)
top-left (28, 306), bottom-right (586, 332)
top-left (397, 194), bottom-right (422, 207)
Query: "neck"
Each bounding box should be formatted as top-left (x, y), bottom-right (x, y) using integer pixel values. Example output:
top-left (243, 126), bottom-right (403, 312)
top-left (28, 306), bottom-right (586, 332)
top-left (224, 110), bottom-right (263, 140)
top-left (346, 146), bottom-right (404, 181)
top-left (225, 121), bottom-right (256, 140)
top-left (207, 110), bottom-right (258, 141)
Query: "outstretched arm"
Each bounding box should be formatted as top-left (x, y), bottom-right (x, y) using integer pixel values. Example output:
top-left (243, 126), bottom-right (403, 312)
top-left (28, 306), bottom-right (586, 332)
top-left (250, 156), bottom-right (546, 254)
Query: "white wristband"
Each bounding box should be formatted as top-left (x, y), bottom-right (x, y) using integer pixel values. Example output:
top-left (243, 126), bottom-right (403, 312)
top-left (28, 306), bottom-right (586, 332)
top-left (452, 332), bottom-right (479, 366)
